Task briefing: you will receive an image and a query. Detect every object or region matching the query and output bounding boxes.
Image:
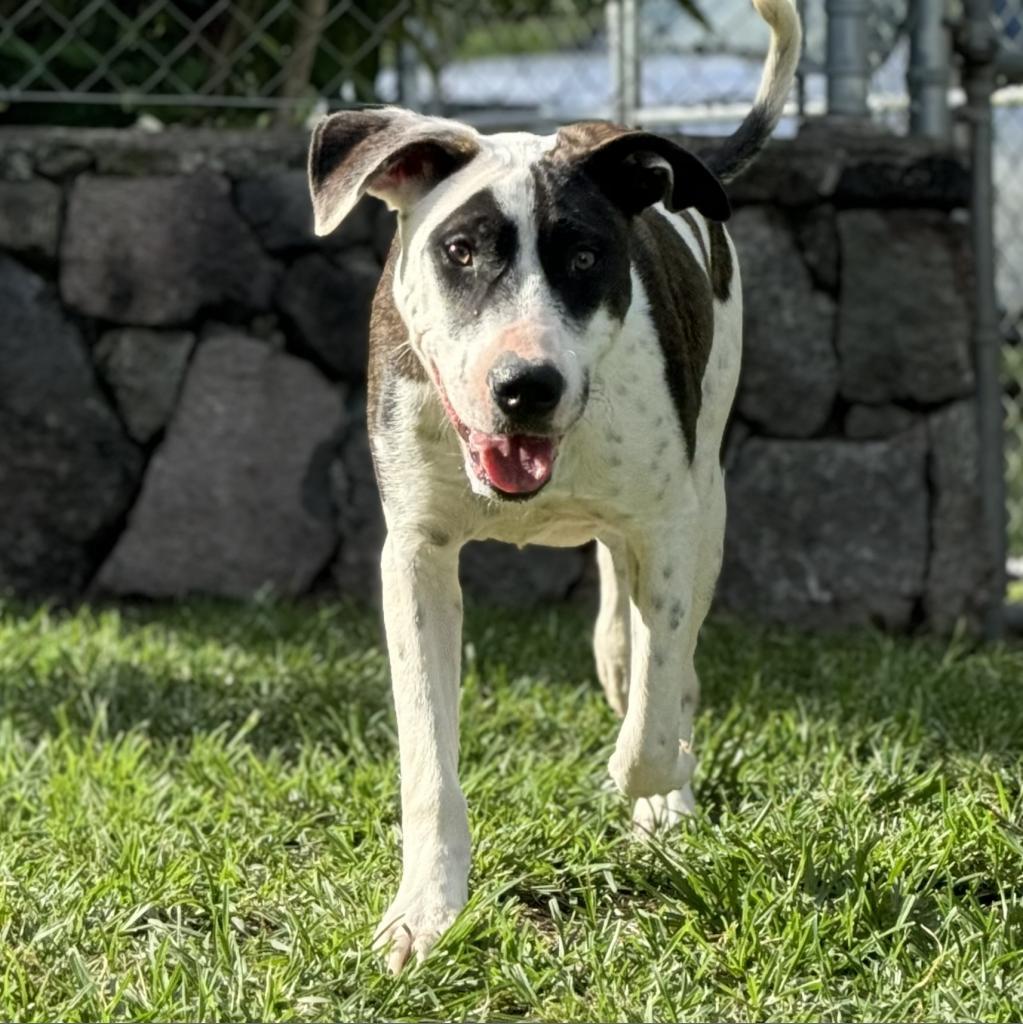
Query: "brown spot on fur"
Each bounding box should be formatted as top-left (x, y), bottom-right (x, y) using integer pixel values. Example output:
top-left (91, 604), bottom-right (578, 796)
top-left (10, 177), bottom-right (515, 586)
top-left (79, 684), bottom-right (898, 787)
top-left (678, 211), bottom-right (731, 304)
top-left (630, 209), bottom-right (714, 462)
top-left (367, 239), bottom-right (427, 440)
top-left (678, 210), bottom-right (710, 270)
top-left (708, 221), bottom-right (733, 303)
top-left (366, 240), bottom-right (429, 502)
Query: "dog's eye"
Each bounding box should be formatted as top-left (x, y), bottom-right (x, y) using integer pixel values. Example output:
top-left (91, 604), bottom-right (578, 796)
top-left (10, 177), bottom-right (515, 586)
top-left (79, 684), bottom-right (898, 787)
top-left (571, 248), bottom-right (597, 272)
top-left (444, 239), bottom-right (473, 267)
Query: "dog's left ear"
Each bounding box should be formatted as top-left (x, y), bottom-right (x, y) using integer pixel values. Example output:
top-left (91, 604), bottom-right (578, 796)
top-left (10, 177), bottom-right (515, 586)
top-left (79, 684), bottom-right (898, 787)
top-left (553, 121), bottom-right (730, 221)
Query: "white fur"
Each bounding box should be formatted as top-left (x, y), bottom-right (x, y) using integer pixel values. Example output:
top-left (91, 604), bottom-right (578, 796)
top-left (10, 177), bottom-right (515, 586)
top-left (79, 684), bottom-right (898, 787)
top-left (370, 189), bottom-right (743, 968)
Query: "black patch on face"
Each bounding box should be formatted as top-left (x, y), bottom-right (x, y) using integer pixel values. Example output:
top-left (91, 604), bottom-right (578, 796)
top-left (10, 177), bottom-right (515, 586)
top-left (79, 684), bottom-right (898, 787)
top-left (629, 209), bottom-right (714, 462)
top-left (531, 163), bottom-right (632, 324)
top-left (428, 188), bottom-right (518, 316)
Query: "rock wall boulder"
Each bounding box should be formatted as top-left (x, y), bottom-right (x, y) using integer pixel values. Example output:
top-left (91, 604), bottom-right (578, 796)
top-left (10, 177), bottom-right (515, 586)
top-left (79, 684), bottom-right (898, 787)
top-left (61, 173), bottom-right (279, 324)
top-left (836, 209), bottom-right (974, 404)
top-left (731, 206), bottom-right (838, 438)
top-left (719, 431), bottom-right (929, 629)
top-left (0, 256), bottom-right (142, 596)
top-left (97, 333), bottom-right (341, 598)
top-left (94, 328), bottom-right (196, 444)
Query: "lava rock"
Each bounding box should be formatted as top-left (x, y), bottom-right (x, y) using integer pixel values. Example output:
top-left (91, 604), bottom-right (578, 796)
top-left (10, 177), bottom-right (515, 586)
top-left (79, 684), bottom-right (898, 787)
top-left (97, 332), bottom-right (341, 597)
top-left (837, 209), bottom-right (974, 404)
top-left (61, 172), bottom-right (280, 325)
top-left (276, 250), bottom-right (380, 379)
top-left (731, 206), bottom-right (838, 438)
top-left (719, 431), bottom-right (929, 629)
top-left (0, 255), bottom-right (142, 597)
top-left (94, 327), bottom-right (196, 444)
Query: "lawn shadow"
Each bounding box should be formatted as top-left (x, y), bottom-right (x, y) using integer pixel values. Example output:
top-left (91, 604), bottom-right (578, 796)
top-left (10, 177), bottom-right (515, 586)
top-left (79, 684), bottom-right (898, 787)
top-left (2, 597), bottom-right (1021, 768)
top-left (1, 596), bottom-right (394, 756)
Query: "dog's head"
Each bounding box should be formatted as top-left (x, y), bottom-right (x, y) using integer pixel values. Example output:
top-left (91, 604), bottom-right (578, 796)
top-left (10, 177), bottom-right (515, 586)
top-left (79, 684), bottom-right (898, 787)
top-left (309, 107), bottom-right (729, 500)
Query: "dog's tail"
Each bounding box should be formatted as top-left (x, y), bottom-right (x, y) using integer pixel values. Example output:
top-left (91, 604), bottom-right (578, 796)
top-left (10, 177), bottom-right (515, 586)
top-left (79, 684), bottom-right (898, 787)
top-left (705, 0), bottom-right (802, 183)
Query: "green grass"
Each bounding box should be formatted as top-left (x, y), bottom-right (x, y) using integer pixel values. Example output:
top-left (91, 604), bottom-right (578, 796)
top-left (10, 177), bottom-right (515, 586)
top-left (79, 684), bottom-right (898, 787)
top-left (1, 599), bottom-right (1022, 1022)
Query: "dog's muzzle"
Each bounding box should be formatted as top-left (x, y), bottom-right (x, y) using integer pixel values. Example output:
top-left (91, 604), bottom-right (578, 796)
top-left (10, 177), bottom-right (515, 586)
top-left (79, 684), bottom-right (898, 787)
top-left (430, 360), bottom-right (561, 499)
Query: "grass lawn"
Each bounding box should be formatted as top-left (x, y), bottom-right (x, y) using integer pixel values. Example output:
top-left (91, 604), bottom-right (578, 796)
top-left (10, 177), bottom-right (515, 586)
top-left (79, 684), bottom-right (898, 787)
top-left (1, 599), bottom-right (1022, 1022)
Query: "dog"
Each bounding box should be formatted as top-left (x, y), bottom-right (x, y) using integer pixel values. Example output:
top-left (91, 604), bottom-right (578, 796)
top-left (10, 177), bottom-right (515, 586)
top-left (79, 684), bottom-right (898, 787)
top-left (308, 0), bottom-right (801, 973)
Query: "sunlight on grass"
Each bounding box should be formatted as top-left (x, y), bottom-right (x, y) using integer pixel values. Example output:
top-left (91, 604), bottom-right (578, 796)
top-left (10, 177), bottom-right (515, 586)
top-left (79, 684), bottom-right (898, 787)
top-left (1, 598), bottom-right (1022, 1021)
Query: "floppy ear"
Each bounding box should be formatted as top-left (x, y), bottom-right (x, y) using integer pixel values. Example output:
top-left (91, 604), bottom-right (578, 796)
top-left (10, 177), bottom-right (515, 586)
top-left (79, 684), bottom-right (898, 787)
top-left (307, 107), bottom-right (482, 236)
top-left (552, 121), bottom-right (730, 221)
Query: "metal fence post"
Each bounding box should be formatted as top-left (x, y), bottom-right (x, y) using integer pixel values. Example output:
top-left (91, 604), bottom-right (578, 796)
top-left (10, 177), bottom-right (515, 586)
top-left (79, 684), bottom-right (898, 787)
top-left (607, 0), bottom-right (640, 125)
top-left (825, 0), bottom-right (870, 117)
top-left (795, 0), bottom-right (809, 118)
top-left (607, 0), bottom-right (624, 123)
top-left (958, 0), bottom-right (1007, 640)
top-left (908, 0), bottom-right (951, 138)
top-left (621, 0), bottom-right (641, 126)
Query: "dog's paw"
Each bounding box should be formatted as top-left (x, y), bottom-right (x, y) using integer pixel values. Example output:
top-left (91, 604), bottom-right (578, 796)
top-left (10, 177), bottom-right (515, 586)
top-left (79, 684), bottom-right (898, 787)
top-left (608, 740), bottom-right (696, 800)
top-left (373, 893), bottom-right (464, 974)
top-left (632, 783), bottom-right (697, 838)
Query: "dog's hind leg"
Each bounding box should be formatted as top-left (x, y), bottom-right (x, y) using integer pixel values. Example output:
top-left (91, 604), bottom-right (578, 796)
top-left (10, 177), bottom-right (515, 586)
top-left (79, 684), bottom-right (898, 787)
top-left (629, 475), bottom-right (725, 835)
top-left (606, 469), bottom-right (727, 806)
top-left (595, 538), bottom-right (696, 833)
top-left (594, 539), bottom-right (631, 718)
top-left (630, 662), bottom-right (702, 836)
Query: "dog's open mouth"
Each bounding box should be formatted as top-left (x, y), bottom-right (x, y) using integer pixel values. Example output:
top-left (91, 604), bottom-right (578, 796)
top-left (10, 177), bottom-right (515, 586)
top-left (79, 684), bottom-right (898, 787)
top-left (431, 367), bottom-right (557, 497)
top-left (465, 430), bottom-right (556, 496)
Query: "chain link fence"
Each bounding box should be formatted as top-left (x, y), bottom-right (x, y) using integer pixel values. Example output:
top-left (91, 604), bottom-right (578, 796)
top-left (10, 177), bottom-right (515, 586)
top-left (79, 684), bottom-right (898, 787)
top-left (0, 1), bottom-right (928, 130)
top-left (0, 0), bottom-right (777, 128)
top-left (0, 0), bottom-right (606, 126)
top-left (990, 1), bottom-right (1023, 563)
top-left (0, 0), bottom-right (919, 128)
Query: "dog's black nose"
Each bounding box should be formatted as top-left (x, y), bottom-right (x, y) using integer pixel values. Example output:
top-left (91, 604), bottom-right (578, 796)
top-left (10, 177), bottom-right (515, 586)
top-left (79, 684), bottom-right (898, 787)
top-left (488, 359), bottom-right (565, 421)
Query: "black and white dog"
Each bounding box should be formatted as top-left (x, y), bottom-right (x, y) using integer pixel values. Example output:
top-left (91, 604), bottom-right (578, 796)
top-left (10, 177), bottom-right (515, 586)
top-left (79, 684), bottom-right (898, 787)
top-left (308, 0), bottom-right (800, 972)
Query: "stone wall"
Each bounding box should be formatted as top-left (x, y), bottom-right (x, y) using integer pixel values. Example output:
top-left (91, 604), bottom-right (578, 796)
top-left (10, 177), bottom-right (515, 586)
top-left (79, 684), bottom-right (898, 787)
top-left (0, 123), bottom-right (995, 628)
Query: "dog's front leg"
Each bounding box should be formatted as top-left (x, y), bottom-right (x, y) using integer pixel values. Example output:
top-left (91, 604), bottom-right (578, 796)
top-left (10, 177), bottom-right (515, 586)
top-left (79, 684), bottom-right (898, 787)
top-left (607, 523), bottom-right (700, 802)
top-left (374, 530), bottom-right (468, 973)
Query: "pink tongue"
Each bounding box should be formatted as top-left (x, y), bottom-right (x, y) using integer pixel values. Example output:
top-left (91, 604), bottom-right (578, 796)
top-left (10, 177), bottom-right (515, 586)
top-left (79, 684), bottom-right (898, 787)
top-left (470, 432), bottom-right (555, 494)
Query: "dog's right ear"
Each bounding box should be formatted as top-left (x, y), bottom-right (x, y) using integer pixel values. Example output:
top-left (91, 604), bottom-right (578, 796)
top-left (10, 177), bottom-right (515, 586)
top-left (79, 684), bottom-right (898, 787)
top-left (308, 107), bottom-right (481, 236)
